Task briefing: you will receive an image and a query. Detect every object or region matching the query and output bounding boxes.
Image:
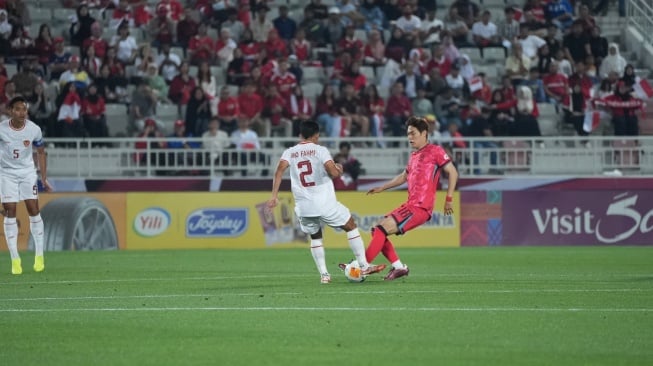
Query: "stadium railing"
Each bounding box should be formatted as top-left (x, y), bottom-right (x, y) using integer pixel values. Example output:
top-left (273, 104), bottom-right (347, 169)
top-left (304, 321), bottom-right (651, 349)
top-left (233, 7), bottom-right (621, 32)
top-left (43, 136), bottom-right (653, 178)
top-left (628, 0), bottom-right (653, 47)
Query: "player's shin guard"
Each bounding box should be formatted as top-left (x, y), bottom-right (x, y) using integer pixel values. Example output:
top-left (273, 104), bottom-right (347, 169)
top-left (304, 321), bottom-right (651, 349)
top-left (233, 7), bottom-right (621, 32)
top-left (365, 226), bottom-right (388, 263)
top-left (346, 228), bottom-right (369, 268)
top-left (310, 239), bottom-right (328, 275)
top-left (30, 214), bottom-right (45, 256)
top-left (4, 217), bottom-right (19, 260)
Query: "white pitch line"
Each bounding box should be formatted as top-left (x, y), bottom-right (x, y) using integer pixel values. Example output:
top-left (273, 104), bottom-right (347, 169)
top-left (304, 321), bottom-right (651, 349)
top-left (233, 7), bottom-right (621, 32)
top-left (1, 273), bottom-right (651, 286)
top-left (0, 288), bottom-right (650, 302)
top-left (0, 306), bottom-right (651, 313)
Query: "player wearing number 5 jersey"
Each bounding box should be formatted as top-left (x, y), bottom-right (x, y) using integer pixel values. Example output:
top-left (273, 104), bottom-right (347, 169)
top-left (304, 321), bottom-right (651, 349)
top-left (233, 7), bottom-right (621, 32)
top-left (340, 116), bottom-right (459, 281)
top-left (267, 120), bottom-right (385, 283)
top-left (0, 96), bottom-right (53, 275)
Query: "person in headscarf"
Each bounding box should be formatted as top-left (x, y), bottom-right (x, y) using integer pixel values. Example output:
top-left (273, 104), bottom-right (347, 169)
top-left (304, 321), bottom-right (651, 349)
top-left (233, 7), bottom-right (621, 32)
top-left (621, 64), bottom-right (636, 88)
top-left (599, 43), bottom-right (627, 79)
top-left (70, 4), bottom-right (96, 47)
top-left (511, 85), bottom-right (541, 138)
top-left (457, 54), bottom-right (474, 82)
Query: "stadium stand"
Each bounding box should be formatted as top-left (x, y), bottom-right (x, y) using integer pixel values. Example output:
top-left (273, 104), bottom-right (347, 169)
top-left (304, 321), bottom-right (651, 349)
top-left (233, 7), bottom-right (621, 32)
top-left (1, 0), bottom-right (651, 178)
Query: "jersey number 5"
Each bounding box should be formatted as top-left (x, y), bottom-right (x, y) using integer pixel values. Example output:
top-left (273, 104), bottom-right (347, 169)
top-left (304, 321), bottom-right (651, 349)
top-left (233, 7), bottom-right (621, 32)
top-left (297, 161), bottom-right (316, 187)
top-left (13, 149), bottom-right (19, 159)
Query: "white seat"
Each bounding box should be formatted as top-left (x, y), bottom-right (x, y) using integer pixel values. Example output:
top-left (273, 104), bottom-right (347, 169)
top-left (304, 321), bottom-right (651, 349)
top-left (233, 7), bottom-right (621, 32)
top-left (211, 66), bottom-right (225, 85)
top-left (53, 8), bottom-right (77, 25)
top-left (354, 29), bottom-right (368, 43)
top-left (105, 104), bottom-right (129, 136)
top-left (28, 8), bottom-right (52, 24)
top-left (360, 66), bottom-right (375, 82)
top-left (303, 83), bottom-right (323, 99)
top-left (537, 103), bottom-right (560, 136)
top-left (302, 67), bottom-right (324, 84)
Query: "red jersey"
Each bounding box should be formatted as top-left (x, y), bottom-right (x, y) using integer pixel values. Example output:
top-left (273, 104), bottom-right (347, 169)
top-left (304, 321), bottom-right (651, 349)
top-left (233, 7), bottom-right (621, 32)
top-left (238, 92), bottom-right (264, 118)
top-left (83, 37), bottom-right (108, 60)
top-left (271, 72), bottom-right (297, 100)
top-left (405, 144), bottom-right (451, 212)
top-left (82, 96), bottom-right (106, 117)
top-left (239, 42), bottom-right (260, 60)
top-left (542, 73), bottom-right (568, 98)
top-left (426, 57), bottom-right (451, 78)
top-left (158, 0), bottom-right (183, 21)
top-left (218, 96), bottom-right (240, 118)
top-left (292, 39), bottom-right (310, 61)
top-left (189, 36), bottom-right (214, 62)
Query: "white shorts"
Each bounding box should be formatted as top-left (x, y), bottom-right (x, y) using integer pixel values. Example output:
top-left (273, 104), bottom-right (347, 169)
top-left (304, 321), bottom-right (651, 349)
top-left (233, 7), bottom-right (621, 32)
top-left (297, 201), bottom-right (351, 235)
top-left (1, 171), bottom-right (38, 203)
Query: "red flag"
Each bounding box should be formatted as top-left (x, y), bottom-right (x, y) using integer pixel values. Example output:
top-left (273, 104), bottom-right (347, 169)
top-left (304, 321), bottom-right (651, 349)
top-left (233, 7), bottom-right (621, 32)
top-left (583, 109), bottom-right (601, 133)
top-left (634, 78), bottom-right (653, 99)
top-left (469, 76), bottom-right (483, 93)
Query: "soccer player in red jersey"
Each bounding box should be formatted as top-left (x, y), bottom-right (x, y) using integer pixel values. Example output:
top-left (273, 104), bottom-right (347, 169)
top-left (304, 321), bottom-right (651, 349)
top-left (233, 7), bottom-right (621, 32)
top-left (343, 116), bottom-right (458, 280)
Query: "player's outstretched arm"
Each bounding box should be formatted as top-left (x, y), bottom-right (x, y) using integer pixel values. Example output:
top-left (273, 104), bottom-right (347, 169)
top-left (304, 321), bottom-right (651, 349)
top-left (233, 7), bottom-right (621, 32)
top-left (442, 162), bottom-right (458, 216)
top-left (367, 170), bottom-right (407, 195)
top-left (267, 159), bottom-right (290, 209)
top-left (36, 146), bottom-right (52, 192)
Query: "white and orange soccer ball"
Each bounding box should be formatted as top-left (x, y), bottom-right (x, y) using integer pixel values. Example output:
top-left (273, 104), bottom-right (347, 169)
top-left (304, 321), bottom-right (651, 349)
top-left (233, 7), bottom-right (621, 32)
top-left (344, 260), bottom-right (367, 283)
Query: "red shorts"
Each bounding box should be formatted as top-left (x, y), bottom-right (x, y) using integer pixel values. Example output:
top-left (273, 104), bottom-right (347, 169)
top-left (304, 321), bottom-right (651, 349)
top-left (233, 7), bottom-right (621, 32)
top-left (388, 204), bottom-right (431, 235)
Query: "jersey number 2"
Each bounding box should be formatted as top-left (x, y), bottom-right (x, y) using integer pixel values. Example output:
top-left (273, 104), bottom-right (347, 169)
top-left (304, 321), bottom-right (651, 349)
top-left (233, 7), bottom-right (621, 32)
top-left (297, 161), bottom-right (316, 187)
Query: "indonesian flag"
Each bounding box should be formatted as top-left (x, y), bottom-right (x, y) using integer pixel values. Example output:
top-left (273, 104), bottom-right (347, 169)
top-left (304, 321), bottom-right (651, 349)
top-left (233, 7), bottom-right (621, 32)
top-left (57, 92), bottom-right (82, 121)
top-left (469, 76), bottom-right (483, 93)
top-left (583, 109), bottom-right (601, 133)
top-left (634, 78), bottom-right (653, 99)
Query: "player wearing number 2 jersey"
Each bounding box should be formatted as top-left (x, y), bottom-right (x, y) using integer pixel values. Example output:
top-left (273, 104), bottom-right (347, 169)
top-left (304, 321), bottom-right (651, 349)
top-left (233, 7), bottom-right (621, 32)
top-left (267, 120), bottom-right (385, 283)
top-left (0, 96), bottom-right (53, 275)
top-left (340, 116), bottom-right (459, 281)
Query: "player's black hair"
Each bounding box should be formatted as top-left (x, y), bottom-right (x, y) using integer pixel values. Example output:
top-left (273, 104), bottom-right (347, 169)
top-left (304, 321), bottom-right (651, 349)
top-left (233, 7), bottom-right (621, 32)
top-left (406, 116), bottom-right (430, 134)
top-left (8, 96), bottom-right (27, 108)
top-left (300, 120), bottom-right (320, 139)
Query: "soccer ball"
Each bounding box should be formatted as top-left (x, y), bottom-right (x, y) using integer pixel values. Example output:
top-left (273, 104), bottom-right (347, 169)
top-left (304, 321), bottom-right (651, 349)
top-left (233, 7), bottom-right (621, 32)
top-left (344, 260), bottom-right (367, 283)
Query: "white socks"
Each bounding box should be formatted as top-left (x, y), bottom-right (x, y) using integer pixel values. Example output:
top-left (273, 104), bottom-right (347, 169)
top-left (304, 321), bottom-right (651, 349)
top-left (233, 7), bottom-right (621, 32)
top-left (4, 217), bottom-right (19, 260)
top-left (347, 228), bottom-right (370, 268)
top-left (310, 239), bottom-right (328, 275)
top-left (30, 214), bottom-right (44, 256)
top-left (392, 260), bottom-right (405, 269)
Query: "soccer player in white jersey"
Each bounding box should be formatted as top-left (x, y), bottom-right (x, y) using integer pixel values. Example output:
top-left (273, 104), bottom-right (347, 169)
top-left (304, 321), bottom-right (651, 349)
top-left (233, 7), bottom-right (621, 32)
top-left (0, 96), bottom-right (52, 275)
top-left (267, 120), bottom-right (386, 284)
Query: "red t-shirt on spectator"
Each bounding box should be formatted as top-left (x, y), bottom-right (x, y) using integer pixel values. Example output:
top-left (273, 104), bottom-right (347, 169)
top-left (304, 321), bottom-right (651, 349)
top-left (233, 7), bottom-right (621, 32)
top-left (386, 95), bottom-right (412, 117)
top-left (543, 73), bottom-right (569, 101)
top-left (338, 37), bottom-right (363, 59)
top-left (344, 73), bottom-right (367, 93)
top-left (218, 96), bottom-right (240, 118)
top-left (82, 96), bottom-right (106, 117)
top-left (82, 37), bottom-right (109, 60)
top-left (265, 38), bottom-right (287, 59)
top-left (238, 92), bottom-right (264, 118)
top-left (271, 72), bottom-right (297, 101)
top-left (33, 38), bottom-right (54, 65)
top-left (168, 76), bottom-right (196, 105)
top-left (189, 35), bottom-right (214, 63)
top-left (426, 57), bottom-right (451, 78)
top-left (292, 39), bottom-right (310, 62)
top-left (158, 0), bottom-right (183, 21)
top-left (265, 94), bottom-right (288, 125)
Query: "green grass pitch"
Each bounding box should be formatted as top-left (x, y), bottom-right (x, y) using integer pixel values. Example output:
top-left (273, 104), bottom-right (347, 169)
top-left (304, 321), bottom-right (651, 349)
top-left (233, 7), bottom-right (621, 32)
top-left (0, 246), bottom-right (652, 366)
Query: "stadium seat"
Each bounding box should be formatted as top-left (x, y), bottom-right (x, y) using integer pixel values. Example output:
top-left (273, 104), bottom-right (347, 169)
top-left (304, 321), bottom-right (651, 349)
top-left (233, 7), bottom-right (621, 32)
top-left (170, 47), bottom-right (185, 60)
top-left (156, 103), bottom-right (180, 121)
top-left (211, 66), bottom-right (225, 85)
top-left (5, 64), bottom-right (17, 78)
top-left (537, 103), bottom-right (560, 136)
top-left (105, 104), bottom-right (129, 137)
top-left (28, 7), bottom-right (52, 25)
top-left (359, 66), bottom-right (375, 83)
top-left (303, 82), bottom-right (323, 99)
top-left (612, 140), bottom-right (640, 167)
top-left (53, 8), bottom-right (77, 26)
top-left (189, 65), bottom-right (199, 78)
top-left (354, 29), bottom-right (368, 43)
top-left (302, 67), bottom-right (325, 84)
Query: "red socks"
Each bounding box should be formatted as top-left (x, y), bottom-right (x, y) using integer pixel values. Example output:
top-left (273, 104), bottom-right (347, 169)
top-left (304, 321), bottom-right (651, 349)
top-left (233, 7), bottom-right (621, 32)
top-left (365, 227), bottom-right (387, 263)
top-left (365, 227), bottom-right (399, 263)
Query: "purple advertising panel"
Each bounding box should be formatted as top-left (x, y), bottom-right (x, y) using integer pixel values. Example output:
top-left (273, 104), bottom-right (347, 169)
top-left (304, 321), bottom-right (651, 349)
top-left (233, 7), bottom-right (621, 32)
top-left (502, 191), bottom-right (653, 245)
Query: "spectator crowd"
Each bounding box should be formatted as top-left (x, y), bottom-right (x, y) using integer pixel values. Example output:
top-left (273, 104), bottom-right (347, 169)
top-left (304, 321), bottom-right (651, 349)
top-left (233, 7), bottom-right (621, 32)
top-left (0, 0), bottom-right (647, 174)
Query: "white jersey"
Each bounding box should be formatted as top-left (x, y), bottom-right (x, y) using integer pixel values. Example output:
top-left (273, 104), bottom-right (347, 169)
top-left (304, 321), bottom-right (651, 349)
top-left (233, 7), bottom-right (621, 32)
top-left (281, 142), bottom-right (337, 217)
top-left (0, 119), bottom-right (43, 176)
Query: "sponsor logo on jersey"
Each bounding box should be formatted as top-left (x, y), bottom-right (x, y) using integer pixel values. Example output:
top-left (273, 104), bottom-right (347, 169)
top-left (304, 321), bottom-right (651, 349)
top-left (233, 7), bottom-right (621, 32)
top-left (186, 208), bottom-right (248, 237)
top-left (133, 207), bottom-right (171, 237)
top-left (23, 140), bottom-right (30, 147)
